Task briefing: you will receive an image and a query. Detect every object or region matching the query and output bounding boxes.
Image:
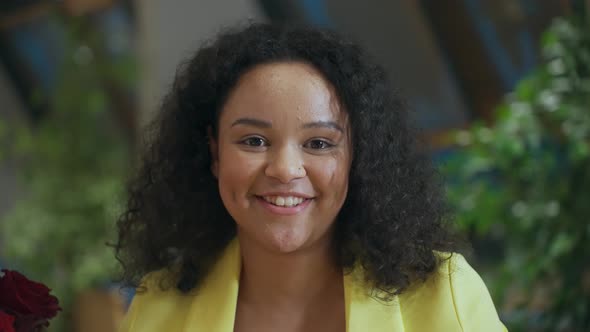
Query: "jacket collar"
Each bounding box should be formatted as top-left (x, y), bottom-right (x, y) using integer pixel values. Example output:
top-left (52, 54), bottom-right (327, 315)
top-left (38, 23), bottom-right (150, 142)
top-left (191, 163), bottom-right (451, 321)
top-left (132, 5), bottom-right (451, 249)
top-left (184, 239), bottom-right (404, 332)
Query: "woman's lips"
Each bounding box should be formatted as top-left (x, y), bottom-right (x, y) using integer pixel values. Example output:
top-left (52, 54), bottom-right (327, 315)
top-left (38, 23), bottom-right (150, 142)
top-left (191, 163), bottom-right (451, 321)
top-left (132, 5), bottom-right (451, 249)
top-left (255, 196), bottom-right (312, 216)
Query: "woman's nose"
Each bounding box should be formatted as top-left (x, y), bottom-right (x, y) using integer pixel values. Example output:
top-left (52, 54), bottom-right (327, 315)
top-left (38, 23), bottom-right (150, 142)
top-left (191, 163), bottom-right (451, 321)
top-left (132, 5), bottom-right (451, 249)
top-left (264, 145), bottom-right (306, 183)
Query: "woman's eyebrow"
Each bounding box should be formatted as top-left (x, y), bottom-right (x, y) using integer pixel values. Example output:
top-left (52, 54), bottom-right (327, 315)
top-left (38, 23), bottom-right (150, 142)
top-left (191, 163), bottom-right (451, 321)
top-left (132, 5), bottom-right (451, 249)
top-left (301, 121), bottom-right (343, 133)
top-left (231, 118), bottom-right (343, 133)
top-left (231, 118), bottom-right (272, 128)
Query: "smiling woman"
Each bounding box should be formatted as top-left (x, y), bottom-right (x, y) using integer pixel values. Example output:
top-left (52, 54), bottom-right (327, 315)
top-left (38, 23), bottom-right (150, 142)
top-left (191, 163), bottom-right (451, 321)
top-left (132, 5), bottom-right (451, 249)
top-left (114, 23), bottom-right (507, 331)
top-left (212, 62), bottom-right (351, 255)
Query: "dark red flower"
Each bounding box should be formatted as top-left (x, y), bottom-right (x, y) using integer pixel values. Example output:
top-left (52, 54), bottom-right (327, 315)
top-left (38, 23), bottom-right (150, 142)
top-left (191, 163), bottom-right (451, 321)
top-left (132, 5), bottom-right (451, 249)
top-left (0, 310), bottom-right (15, 332)
top-left (0, 270), bottom-right (61, 321)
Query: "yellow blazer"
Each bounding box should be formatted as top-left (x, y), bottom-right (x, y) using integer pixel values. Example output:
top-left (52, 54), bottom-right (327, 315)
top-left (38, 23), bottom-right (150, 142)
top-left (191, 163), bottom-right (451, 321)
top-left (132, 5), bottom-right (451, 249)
top-left (119, 239), bottom-right (507, 331)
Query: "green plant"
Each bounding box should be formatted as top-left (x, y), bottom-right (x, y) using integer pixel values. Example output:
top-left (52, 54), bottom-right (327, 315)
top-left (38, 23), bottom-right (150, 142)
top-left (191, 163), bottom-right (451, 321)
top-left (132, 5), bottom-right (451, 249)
top-left (0, 11), bottom-right (135, 332)
top-left (444, 6), bottom-right (590, 332)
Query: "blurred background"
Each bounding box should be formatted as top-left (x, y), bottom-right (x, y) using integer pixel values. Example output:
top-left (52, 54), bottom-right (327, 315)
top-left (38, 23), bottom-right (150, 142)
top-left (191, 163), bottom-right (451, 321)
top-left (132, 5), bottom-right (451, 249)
top-left (0, 0), bottom-right (588, 331)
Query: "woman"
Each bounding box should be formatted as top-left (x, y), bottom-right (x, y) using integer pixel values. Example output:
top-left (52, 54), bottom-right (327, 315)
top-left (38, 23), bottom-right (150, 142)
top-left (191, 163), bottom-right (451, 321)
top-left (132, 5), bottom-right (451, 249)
top-left (115, 23), bottom-right (506, 331)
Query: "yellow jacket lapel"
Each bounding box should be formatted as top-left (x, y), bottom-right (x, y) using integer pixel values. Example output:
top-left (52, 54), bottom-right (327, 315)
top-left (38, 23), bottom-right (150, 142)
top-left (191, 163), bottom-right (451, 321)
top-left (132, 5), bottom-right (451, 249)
top-left (344, 270), bottom-right (405, 332)
top-left (185, 240), bottom-right (241, 332)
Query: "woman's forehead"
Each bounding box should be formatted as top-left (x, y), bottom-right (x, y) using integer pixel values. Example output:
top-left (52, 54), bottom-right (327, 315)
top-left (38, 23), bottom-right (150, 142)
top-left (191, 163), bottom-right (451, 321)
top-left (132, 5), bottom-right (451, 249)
top-left (221, 62), bottom-right (347, 126)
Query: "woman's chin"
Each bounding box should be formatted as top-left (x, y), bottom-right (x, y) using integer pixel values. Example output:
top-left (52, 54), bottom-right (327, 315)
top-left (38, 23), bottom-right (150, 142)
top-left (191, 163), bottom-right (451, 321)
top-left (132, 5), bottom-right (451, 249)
top-left (266, 231), bottom-right (308, 253)
top-left (254, 226), bottom-right (313, 254)
top-left (237, 222), bottom-right (323, 254)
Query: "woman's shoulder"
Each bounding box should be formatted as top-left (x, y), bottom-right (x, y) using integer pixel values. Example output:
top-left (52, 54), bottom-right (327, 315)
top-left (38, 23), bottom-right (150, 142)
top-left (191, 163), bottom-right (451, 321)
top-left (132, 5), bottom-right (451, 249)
top-left (117, 269), bottom-right (194, 332)
top-left (397, 253), bottom-right (507, 331)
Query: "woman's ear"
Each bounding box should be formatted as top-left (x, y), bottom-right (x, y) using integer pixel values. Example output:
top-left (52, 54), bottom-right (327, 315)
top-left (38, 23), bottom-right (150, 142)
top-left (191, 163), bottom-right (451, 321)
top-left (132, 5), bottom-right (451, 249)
top-left (207, 126), bottom-right (219, 178)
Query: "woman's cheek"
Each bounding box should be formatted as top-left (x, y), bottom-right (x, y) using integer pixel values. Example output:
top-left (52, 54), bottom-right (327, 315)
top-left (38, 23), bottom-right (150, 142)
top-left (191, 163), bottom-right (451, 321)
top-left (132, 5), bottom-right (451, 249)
top-left (313, 157), bottom-right (348, 196)
top-left (331, 154), bottom-right (351, 203)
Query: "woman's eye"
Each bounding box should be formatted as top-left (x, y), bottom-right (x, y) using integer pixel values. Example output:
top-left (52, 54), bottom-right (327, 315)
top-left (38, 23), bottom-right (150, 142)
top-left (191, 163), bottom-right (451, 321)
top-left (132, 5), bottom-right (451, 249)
top-left (305, 139), bottom-right (334, 150)
top-left (241, 136), bottom-right (267, 147)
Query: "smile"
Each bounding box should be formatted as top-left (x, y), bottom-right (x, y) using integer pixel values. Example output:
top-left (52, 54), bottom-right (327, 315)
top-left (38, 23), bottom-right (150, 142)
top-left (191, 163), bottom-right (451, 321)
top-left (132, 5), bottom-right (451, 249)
top-left (255, 195), bottom-right (313, 216)
top-left (261, 195), bottom-right (308, 207)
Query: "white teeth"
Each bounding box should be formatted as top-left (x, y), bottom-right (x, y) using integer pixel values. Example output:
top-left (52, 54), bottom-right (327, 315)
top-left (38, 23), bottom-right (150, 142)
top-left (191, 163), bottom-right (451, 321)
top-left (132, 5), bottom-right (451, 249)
top-left (262, 196), bottom-right (306, 207)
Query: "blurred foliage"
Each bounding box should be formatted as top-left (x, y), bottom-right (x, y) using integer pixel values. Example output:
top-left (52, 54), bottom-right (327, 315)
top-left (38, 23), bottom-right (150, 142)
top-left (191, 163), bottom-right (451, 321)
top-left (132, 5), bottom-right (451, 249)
top-left (0, 9), bottom-right (135, 332)
top-left (444, 6), bottom-right (590, 332)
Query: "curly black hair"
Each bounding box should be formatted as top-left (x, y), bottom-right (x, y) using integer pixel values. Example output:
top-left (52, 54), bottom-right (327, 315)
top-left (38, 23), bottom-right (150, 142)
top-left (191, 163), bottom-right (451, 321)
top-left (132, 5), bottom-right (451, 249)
top-left (114, 22), bottom-right (462, 299)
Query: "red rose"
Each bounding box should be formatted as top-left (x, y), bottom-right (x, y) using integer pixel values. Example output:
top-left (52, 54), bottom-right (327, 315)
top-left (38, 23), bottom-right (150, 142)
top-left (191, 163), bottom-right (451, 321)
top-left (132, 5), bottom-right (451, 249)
top-left (0, 270), bottom-right (61, 320)
top-left (0, 310), bottom-right (15, 332)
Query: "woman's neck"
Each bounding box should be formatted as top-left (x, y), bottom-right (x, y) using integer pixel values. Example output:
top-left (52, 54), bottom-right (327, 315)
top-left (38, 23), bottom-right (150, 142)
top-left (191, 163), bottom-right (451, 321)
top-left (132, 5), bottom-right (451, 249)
top-left (236, 232), bottom-right (343, 309)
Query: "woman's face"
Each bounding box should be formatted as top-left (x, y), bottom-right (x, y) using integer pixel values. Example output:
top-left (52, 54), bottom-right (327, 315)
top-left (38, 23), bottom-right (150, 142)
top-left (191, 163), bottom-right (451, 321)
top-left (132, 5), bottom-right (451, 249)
top-left (210, 62), bottom-right (352, 253)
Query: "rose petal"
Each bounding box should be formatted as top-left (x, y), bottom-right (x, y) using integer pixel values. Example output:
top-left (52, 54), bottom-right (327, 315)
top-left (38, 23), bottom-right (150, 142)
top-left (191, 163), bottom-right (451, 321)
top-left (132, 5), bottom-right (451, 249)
top-left (0, 270), bottom-right (61, 319)
top-left (0, 310), bottom-right (16, 332)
